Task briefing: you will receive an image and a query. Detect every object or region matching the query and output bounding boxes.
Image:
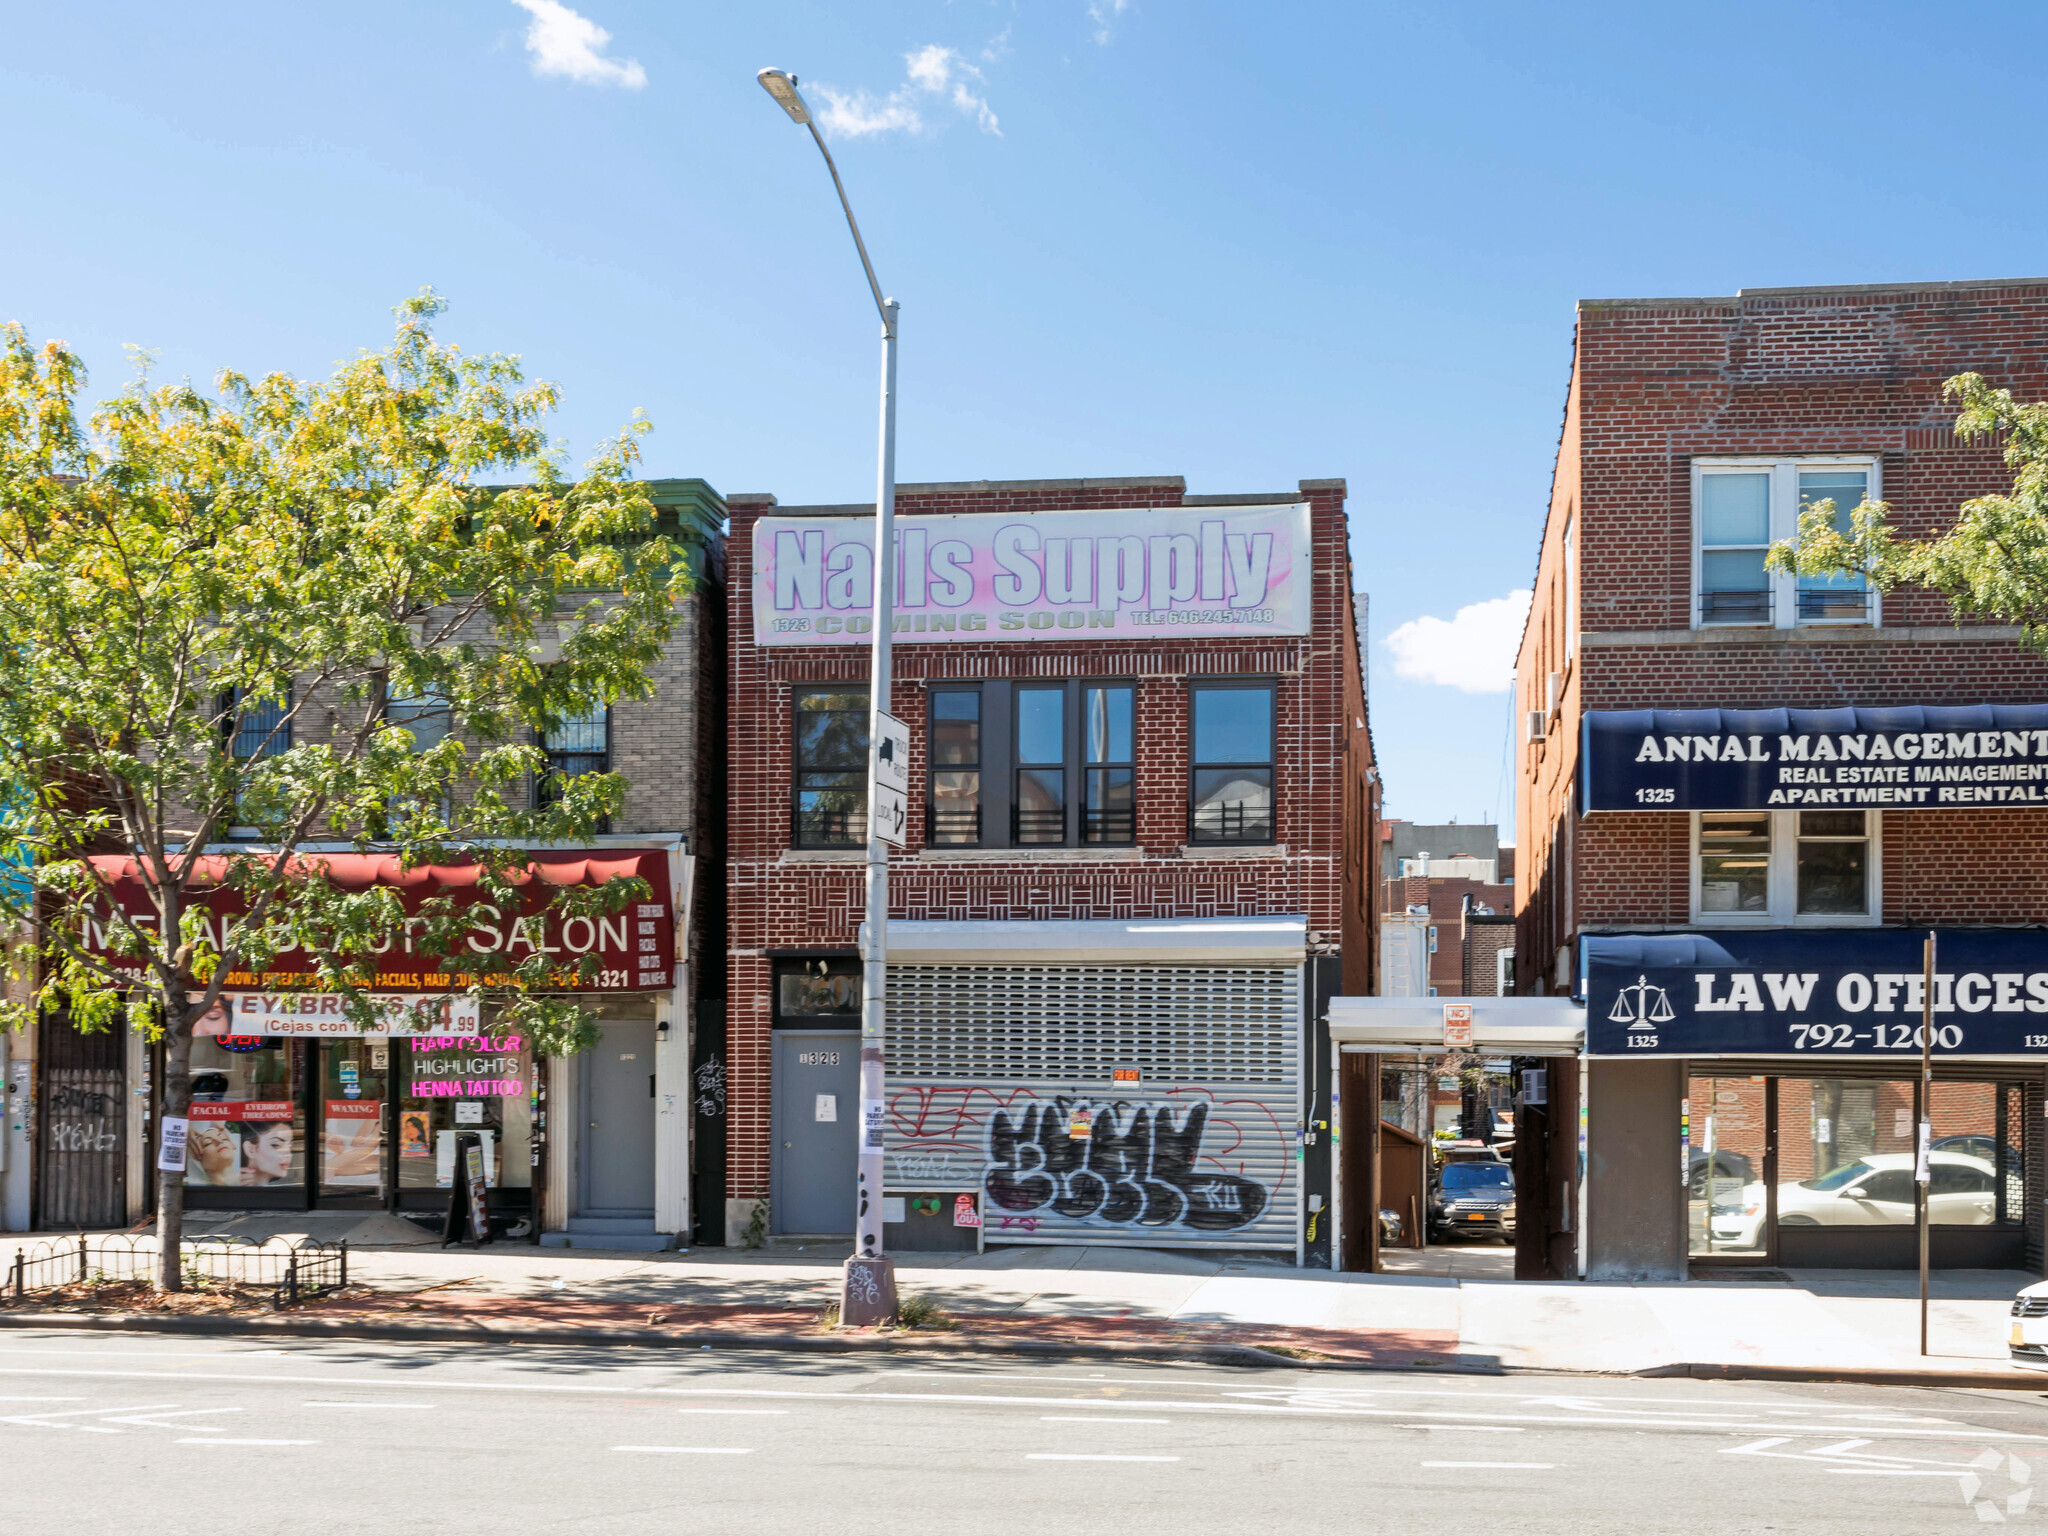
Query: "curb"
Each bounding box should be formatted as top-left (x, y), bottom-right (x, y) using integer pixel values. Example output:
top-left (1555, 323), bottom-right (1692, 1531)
top-left (3, 1311), bottom-right (2033, 1388)
top-left (0, 1310), bottom-right (1330, 1369)
top-left (1636, 1360), bottom-right (2048, 1390)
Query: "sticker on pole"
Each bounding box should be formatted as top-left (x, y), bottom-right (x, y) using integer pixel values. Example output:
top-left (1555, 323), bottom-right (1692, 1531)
top-left (953, 1194), bottom-right (982, 1228)
top-left (874, 712), bottom-right (910, 793)
top-left (862, 1099), bottom-right (887, 1151)
top-left (1443, 1002), bottom-right (1474, 1049)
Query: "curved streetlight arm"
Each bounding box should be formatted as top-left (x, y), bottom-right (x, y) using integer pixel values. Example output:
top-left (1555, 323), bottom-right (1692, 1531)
top-left (759, 68), bottom-right (891, 328)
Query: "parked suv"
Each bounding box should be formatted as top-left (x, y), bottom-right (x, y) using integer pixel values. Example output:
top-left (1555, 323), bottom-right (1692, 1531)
top-left (1429, 1159), bottom-right (1516, 1242)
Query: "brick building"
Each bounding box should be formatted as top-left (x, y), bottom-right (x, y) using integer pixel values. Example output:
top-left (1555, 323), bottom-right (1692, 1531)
top-left (722, 475), bottom-right (1375, 1265)
top-left (1514, 278), bottom-right (2048, 1280)
top-left (18, 481), bottom-right (727, 1250)
top-left (1378, 822), bottom-right (1517, 997)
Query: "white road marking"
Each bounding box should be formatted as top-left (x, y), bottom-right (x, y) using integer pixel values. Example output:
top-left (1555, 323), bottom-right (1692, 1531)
top-left (1422, 1462), bottom-right (1557, 1470)
top-left (1040, 1416), bottom-right (1172, 1424)
top-left (179, 1438), bottom-right (318, 1446)
top-left (303, 1401), bottom-right (436, 1409)
top-left (0, 1367), bottom-right (2031, 1445)
top-left (1027, 1454), bottom-right (1180, 1463)
top-left (614, 1446), bottom-right (752, 1455)
top-left (1401, 1424), bottom-right (1525, 1432)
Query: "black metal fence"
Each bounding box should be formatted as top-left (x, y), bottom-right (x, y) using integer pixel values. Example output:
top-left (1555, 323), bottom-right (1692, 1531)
top-left (4, 1235), bottom-right (348, 1310)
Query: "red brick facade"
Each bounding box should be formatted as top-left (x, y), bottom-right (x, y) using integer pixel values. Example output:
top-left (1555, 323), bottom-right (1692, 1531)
top-left (1516, 279), bottom-right (2048, 984)
top-left (723, 476), bottom-right (1375, 1224)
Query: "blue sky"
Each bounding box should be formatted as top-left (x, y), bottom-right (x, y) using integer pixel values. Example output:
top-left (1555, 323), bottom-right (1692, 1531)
top-left (5, 2), bottom-right (2046, 832)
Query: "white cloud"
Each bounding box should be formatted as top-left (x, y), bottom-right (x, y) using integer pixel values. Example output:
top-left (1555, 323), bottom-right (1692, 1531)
top-left (814, 45), bottom-right (1000, 139)
top-left (1088, 0), bottom-right (1130, 45)
top-left (1383, 589), bottom-right (1531, 694)
top-left (511, 0), bottom-right (646, 90)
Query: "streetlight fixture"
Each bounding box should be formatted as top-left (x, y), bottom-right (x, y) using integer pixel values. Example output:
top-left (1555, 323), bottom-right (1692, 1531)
top-left (757, 66), bottom-right (901, 1326)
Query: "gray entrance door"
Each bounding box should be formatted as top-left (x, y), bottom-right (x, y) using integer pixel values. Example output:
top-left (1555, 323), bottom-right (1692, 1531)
top-left (772, 1030), bottom-right (859, 1235)
top-left (581, 1020), bottom-right (657, 1215)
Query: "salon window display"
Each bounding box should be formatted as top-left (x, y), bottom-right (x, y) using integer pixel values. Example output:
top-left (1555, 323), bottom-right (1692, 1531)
top-left (186, 1035), bottom-right (306, 1188)
top-left (398, 1027), bottom-right (534, 1194)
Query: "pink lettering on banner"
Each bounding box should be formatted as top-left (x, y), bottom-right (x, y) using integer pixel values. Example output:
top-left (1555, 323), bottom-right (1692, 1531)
top-left (190, 1100), bottom-right (295, 1121)
top-left (752, 505), bottom-right (1312, 647)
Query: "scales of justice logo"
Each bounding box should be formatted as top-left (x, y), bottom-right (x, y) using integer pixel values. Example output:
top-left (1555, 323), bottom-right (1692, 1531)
top-left (1608, 974), bottom-right (1676, 1031)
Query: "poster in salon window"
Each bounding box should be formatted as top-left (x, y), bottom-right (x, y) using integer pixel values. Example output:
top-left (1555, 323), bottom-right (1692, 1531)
top-left (751, 505), bottom-right (1314, 646)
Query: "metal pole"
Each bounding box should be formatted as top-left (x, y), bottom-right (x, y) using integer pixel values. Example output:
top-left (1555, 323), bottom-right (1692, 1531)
top-left (1919, 930), bottom-right (1935, 1356)
top-left (760, 64), bottom-right (902, 1326)
top-left (854, 301), bottom-right (899, 1283)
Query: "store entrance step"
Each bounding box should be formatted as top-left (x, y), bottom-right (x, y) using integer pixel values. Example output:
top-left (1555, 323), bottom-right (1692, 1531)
top-left (540, 1215), bottom-right (673, 1251)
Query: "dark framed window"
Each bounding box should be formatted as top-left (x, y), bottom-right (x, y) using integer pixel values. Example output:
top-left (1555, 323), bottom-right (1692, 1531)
top-left (1189, 682), bottom-right (1275, 844)
top-left (772, 956), bottom-right (862, 1026)
top-left (537, 702), bottom-right (609, 829)
top-left (795, 689), bottom-right (868, 847)
top-left (221, 686), bottom-right (293, 760)
top-left (1013, 685), bottom-right (1066, 844)
top-left (927, 689), bottom-right (981, 845)
top-left (381, 679), bottom-right (453, 829)
top-left (1083, 684), bottom-right (1135, 844)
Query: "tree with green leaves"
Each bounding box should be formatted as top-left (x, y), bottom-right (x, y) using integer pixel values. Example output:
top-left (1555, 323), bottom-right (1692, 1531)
top-left (1771, 373), bottom-right (2048, 642)
top-left (0, 293), bottom-right (687, 1287)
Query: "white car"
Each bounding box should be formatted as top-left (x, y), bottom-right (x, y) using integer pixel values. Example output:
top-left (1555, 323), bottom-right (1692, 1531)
top-left (1705, 1151), bottom-right (1997, 1250)
top-left (2012, 1279), bottom-right (2048, 1369)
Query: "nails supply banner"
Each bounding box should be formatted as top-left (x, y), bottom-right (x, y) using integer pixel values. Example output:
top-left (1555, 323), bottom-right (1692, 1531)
top-left (751, 504), bottom-right (1313, 646)
top-left (1586, 929), bottom-right (2048, 1056)
top-left (1580, 705), bottom-right (2048, 813)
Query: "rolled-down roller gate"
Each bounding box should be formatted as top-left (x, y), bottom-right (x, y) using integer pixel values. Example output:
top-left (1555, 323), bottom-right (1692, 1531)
top-left (884, 963), bottom-right (1301, 1250)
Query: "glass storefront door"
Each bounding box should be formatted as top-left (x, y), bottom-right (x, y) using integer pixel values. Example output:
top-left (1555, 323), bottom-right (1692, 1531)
top-left (1686, 1074), bottom-right (1770, 1261)
top-left (317, 1038), bottom-right (388, 1206)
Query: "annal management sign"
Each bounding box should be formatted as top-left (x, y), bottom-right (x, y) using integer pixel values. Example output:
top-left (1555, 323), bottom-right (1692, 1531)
top-left (751, 505), bottom-right (1313, 646)
top-left (1582, 705), bottom-right (2048, 812)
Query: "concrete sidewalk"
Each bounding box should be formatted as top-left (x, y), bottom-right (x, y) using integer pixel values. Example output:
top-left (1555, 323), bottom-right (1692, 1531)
top-left (3, 1215), bottom-right (2037, 1381)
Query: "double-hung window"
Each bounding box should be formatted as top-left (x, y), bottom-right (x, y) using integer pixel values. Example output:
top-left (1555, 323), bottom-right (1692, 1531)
top-left (382, 680), bottom-right (453, 828)
top-left (537, 702), bottom-right (610, 827)
top-left (928, 689), bottom-right (981, 845)
top-left (221, 685), bottom-right (292, 838)
top-left (922, 680), bottom-right (1136, 849)
top-left (794, 689), bottom-right (869, 847)
top-left (1694, 809), bottom-right (1878, 925)
top-left (1189, 681), bottom-right (1276, 844)
top-left (1694, 458), bottom-right (1877, 628)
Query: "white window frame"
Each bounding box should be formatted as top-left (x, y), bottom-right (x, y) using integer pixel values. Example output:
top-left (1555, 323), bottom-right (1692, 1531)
top-left (1691, 456), bottom-right (1881, 631)
top-left (1689, 809), bottom-right (1882, 927)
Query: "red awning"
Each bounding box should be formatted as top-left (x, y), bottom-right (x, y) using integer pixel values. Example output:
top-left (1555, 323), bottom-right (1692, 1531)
top-left (87, 849), bottom-right (669, 895)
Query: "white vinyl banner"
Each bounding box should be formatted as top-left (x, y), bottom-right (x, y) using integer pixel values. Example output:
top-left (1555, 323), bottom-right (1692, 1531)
top-left (192, 992), bottom-right (484, 1038)
top-left (752, 504), bottom-right (1313, 646)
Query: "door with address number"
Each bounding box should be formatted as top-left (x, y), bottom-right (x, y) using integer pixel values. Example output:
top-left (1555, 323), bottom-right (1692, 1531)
top-left (772, 1030), bottom-right (859, 1235)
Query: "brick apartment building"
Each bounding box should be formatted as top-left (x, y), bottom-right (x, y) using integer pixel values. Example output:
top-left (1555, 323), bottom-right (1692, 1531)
top-left (1378, 820), bottom-right (1517, 997)
top-left (722, 475), bottom-right (1375, 1265)
top-left (1514, 277), bottom-right (2048, 1280)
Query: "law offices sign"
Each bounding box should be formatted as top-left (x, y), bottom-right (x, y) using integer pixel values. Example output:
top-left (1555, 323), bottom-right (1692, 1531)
top-left (1581, 705), bottom-right (2048, 812)
top-left (1585, 930), bottom-right (2048, 1057)
top-left (751, 504), bottom-right (1313, 646)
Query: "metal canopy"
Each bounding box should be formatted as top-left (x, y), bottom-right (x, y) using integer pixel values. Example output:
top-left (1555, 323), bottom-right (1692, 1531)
top-left (1325, 996), bottom-right (1585, 1057)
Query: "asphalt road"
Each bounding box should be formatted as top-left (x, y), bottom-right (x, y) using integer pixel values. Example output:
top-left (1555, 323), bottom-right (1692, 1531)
top-left (3, 1329), bottom-right (2046, 1534)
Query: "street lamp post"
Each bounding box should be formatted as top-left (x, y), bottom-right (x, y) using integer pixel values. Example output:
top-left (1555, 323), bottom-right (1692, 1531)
top-left (758, 67), bottom-right (901, 1325)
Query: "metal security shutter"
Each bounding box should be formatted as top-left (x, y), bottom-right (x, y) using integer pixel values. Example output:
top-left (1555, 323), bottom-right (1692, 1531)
top-left (886, 963), bottom-right (1300, 1251)
top-left (35, 1015), bottom-right (127, 1230)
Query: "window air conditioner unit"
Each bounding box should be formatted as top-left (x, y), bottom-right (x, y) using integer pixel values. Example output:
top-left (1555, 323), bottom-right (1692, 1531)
top-left (1524, 710), bottom-right (1548, 743)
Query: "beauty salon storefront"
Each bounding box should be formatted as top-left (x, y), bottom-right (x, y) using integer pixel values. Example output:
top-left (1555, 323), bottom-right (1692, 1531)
top-left (84, 847), bottom-right (689, 1240)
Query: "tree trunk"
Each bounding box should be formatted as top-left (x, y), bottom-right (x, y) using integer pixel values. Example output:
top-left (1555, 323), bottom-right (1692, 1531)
top-left (155, 1019), bottom-right (193, 1292)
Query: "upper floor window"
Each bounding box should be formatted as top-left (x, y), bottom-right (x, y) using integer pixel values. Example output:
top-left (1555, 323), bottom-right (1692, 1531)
top-left (382, 680), bottom-right (452, 828)
top-left (1694, 809), bottom-right (1877, 925)
top-left (795, 689), bottom-right (868, 847)
top-left (922, 680), bottom-right (1136, 849)
top-left (1694, 458), bottom-right (1877, 629)
top-left (1189, 681), bottom-right (1275, 844)
top-left (222, 686), bottom-right (292, 760)
top-left (537, 702), bottom-right (609, 825)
